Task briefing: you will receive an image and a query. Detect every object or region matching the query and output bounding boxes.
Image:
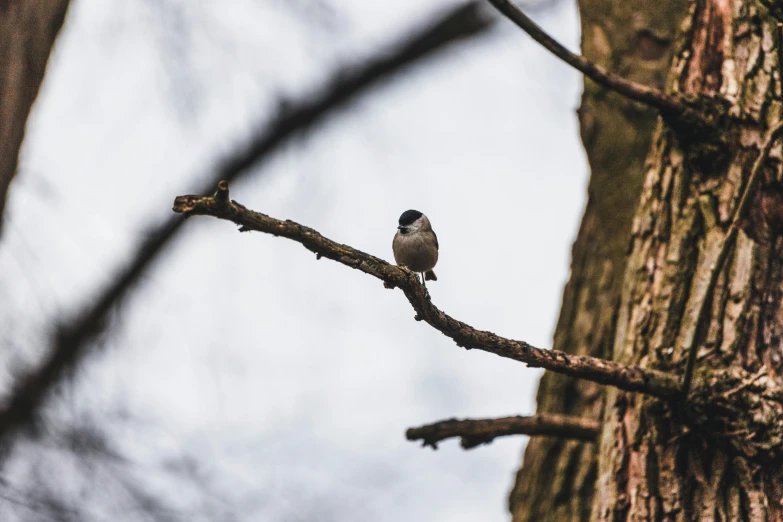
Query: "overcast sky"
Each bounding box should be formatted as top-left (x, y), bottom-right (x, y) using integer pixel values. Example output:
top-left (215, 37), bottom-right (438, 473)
top-left (0, 0), bottom-right (586, 520)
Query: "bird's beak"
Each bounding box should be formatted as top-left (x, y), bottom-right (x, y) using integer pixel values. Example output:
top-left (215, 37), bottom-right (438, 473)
top-left (397, 225), bottom-right (404, 230)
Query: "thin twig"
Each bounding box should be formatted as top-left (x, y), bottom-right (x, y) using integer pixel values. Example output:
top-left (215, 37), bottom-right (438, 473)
top-left (680, 122), bottom-right (783, 397)
top-left (733, 124), bottom-right (783, 222)
top-left (777, 24), bottom-right (783, 82)
top-left (721, 369), bottom-right (767, 399)
top-left (406, 414), bottom-right (600, 449)
top-left (0, 2), bottom-right (495, 453)
top-left (485, 0), bottom-right (708, 126)
top-left (173, 183), bottom-right (682, 399)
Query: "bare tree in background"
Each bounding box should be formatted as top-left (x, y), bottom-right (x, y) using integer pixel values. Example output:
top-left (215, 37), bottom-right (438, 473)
top-left (0, 0), bottom-right (71, 233)
top-left (5, 0), bottom-right (783, 521)
top-left (0, 2), bottom-right (499, 520)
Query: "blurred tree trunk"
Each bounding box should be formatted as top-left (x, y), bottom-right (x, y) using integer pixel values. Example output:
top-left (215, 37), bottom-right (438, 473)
top-left (511, 1), bottom-right (783, 520)
top-left (0, 0), bottom-right (70, 233)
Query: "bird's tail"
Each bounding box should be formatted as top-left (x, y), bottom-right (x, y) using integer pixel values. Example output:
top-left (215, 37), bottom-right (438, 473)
top-left (424, 270), bottom-right (437, 281)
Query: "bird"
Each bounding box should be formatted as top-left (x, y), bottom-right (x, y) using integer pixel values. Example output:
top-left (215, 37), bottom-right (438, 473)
top-left (392, 209), bottom-right (439, 293)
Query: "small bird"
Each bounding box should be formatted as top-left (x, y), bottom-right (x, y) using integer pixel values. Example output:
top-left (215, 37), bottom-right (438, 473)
top-left (393, 209), bottom-right (439, 291)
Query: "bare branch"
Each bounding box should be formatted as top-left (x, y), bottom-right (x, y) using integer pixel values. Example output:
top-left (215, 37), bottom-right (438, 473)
top-left (680, 121), bottom-right (783, 397)
top-left (406, 414), bottom-right (600, 449)
top-left (172, 183), bottom-right (682, 399)
top-left (485, 0), bottom-right (710, 127)
top-left (0, 2), bottom-right (495, 453)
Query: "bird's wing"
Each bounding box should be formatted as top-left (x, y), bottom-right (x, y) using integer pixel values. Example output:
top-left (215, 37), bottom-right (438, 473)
top-left (432, 230), bottom-right (439, 250)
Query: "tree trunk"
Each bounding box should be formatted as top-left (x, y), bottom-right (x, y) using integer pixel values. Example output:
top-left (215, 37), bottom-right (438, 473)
top-left (514, 0), bottom-right (783, 518)
top-left (594, 2), bottom-right (783, 519)
top-left (509, 0), bottom-right (688, 520)
top-left (0, 0), bottom-right (71, 232)
top-left (508, 1), bottom-right (783, 520)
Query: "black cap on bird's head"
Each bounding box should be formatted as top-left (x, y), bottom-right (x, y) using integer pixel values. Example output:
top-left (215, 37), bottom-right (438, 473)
top-left (398, 209), bottom-right (423, 227)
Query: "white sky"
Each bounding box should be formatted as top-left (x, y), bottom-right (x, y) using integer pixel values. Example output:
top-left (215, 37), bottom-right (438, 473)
top-left (0, 0), bottom-right (586, 520)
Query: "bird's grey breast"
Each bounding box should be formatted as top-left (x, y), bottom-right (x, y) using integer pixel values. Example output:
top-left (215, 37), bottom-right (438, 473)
top-left (393, 230), bottom-right (438, 272)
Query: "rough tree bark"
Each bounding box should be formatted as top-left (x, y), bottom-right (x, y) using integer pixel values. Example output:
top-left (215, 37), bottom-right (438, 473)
top-left (0, 0), bottom-right (71, 232)
top-left (513, 1), bottom-right (783, 521)
top-left (509, 0), bottom-right (688, 519)
top-left (595, 2), bottom-right (783, 519)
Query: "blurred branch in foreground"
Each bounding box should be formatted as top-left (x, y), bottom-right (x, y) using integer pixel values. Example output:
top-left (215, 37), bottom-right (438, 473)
top-left (0, 1), bottom-right (496, 460)
top-left (406, 414), bottom-right (600, 449)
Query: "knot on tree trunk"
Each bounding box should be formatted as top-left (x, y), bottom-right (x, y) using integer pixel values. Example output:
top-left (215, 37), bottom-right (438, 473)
top-left (685, 368), bottom-right (783, 461)
top-left (675, 93), bottom-right (734, 172)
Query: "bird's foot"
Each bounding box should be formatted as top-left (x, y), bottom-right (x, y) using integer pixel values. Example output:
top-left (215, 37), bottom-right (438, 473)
top-left (418, 273), bottom-right (431, 299)
top-left (397, 267), bottom-right (430, 298)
